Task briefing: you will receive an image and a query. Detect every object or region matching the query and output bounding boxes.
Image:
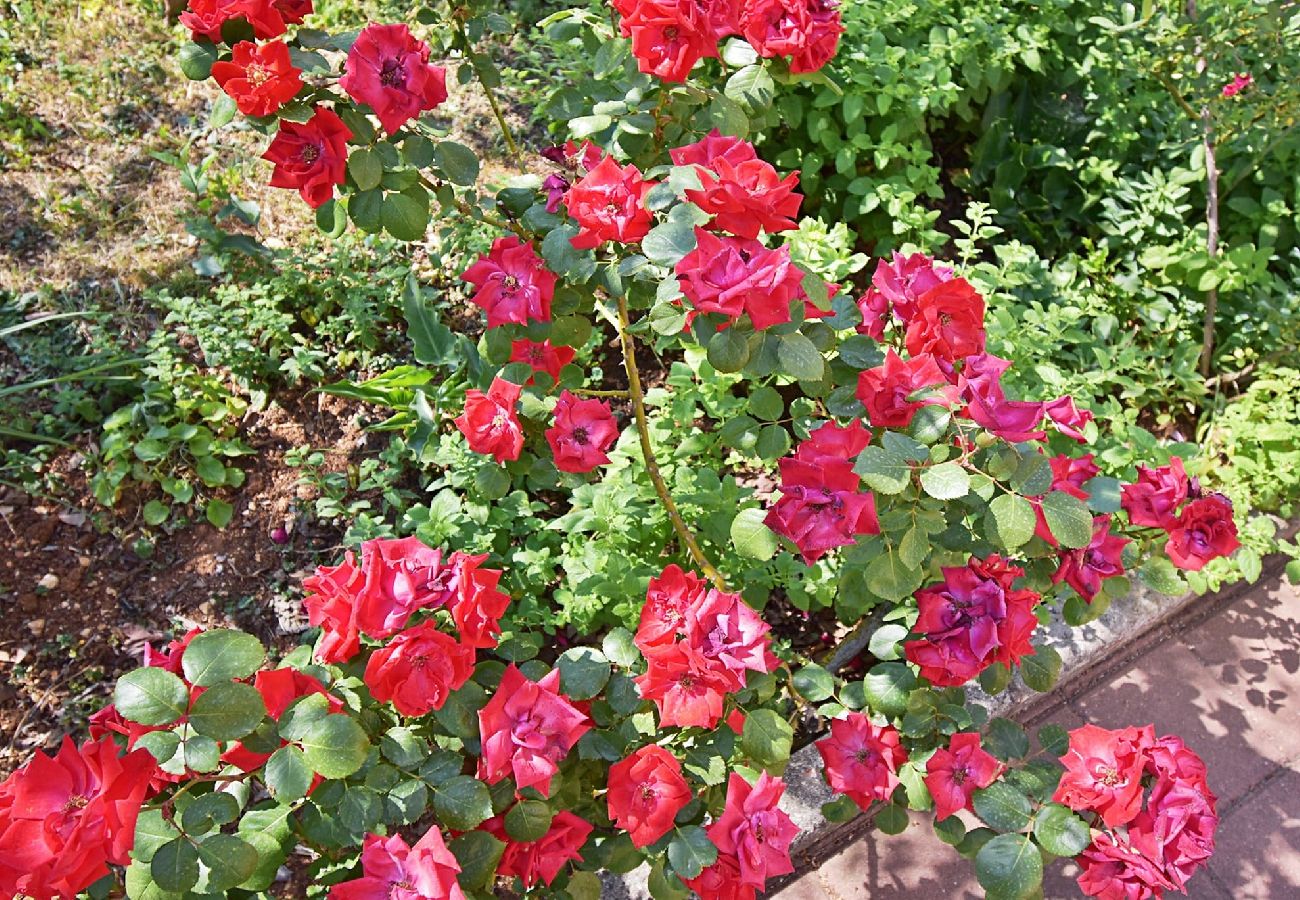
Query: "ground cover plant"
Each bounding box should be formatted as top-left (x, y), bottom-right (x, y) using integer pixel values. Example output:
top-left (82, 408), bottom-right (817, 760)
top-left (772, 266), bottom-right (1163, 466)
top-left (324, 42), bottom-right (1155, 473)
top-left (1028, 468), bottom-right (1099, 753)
top-left (0, 1), bottom-right (1269, 899)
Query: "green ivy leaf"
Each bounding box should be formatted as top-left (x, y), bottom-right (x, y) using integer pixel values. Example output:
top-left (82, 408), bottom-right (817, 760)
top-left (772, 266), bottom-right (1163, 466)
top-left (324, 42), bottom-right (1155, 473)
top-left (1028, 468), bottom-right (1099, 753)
top-left (114, 668), bottom-right (189, 726)
top-left (975, 833), bottom-right (1043, 899)
top-left (181, 629), bottom-right (265, 687)
top-left (731, 507), bottom-right (777, 560)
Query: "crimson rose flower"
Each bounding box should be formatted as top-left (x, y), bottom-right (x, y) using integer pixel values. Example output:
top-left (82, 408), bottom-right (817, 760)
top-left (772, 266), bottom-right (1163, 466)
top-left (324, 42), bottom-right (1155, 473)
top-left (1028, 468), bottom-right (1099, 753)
top-left (339, 23), bottom-right (448, 134)
top-left (815, 713), bottom-right (907, 810)
top-left (670, 130), bottom-right (758, 169)
top-left (685, 851), bottom-right (757, 900)
top-left (684, 587), bottom-right (778, 679)
top-left (623, 0), bottom-right (717, 83)
top-left (478, 665), bottom-right (590, 796)
top-left (0, 737), bottom-right (156, 900)
top-left (707, 772), bottom-right (799, 890)
top-left (1054, 723), bottom-right (1156, 828)
top-left (856, 349), bottom-right (958, 428)
top-left (364, 620), bottom-right (474, 717)
top-left (958, 353), bottom-right (1048, 442)
top-left (1165, 493), bottom-right (1239, 571)
top-left (764, 455), bottom-right (880, 564)
top-left (1121, 457), bottom-right (1189, 529)
top-left (864, 251), bottom-right (954, 324)
top-left (545, 391), bottom-right (619, 473)
top-left (635, 641), bottom-right (739, 728)
top-left (356, 536), bottom-right (451, 638)
top-left (1075, 831), bottom-right (1175, 900)
top-left (181, 0), bottom-right (289, 41)
top-left (635, 563), bottom-right (709, 656)
top-left (454, 377), bottom-right (524, 464)
top-left (303, 551), bottom-right (365, 662)
top-left (795, 419), bottom-right (870, 466)
top-left (564, 155), bottom-right (655, 249)
top-left (1045, 394), bottom-right (1094, 442)
top-left (685, 155), bottom-right (802, 239)
top-left (462, 236), bottom-right (557, 328)
top-left (262, 105), bottom-right (351, 208)
top-left (607, 745), bottom-right (692, 847)
top-left (904, 277), bottom-right (987, 363)
top-left (211, 40), bottom-right (302, 117)
top-left (329, 828), bottom-right (465, 900)
top-left (482, 810), bottom-right (593, 888)
top-left (924, 732), bottom-right (1003, 820)
top-left (676, 228), bottom-right (805, 329)
top-left (741, 0), bottom-right (844, 73)
top-left (1131, 777), bottom-right (1218, 891)
top-left (1052, 515), bottom-right (1131, 603)
top-left (449, 551), bottom-right (511, 649)
top-left (510, 339), bottom-right (575, 384)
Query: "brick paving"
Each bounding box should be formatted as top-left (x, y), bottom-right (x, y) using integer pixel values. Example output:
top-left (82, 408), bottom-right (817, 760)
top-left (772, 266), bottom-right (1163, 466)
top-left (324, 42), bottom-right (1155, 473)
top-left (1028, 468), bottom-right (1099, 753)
top-left (776, 572), bottom-right (1300, 900)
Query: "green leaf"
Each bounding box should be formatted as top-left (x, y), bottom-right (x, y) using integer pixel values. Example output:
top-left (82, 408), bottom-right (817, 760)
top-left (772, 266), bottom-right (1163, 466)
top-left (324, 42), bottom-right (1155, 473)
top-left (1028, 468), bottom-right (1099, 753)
top-left (1084, 476), bottom-right (1123, 513)
top-left (151, 839), bottom-right (199, 893)
top-left (707, 327), bottom-right (751, 373)
top-left (973, 782), bottom-right (1033, 832)
top-left (349, 188), bottom-right (384, 232)
top-left (642, 221), bottom-right (697, 266)
top-left (188, 681), bottom-right (266, 740)
top-left (984, 718), bottom-right (1030, 761)
top-left (1037, 724), bottom-right (1069, 757)
top-left (504, 799), bottom-right (553, 842)
top-left (1020, 643), bottom-right (1062, 693)
top-left (777, 332), bottom-right (825, 381)
top-left (876, 802), bottom-right (908, 834)
top-left (725, 64), bottom-right (775, 107)
top-left (741, 708), bottom-right (793, 769)
top-left (1041, 491), bottom-right (1094, 549)
top-left (668, 825), bottom-right (718, 879)
top-left (975, 833), bottom-right (1043, 899)
top-left (935, 814), bottom-right (967, 846)
top-left (205, 499), bottom-right (233, 529)
top-left (179, 42), bottom-right (218, 80)
top-left (557, 647), bottom-right (612, 700)
top-left (569, 870), bottom-right (606, 900)
top-left (265, 745), bottom-right (312, 801)
top-left (862, 662), bottom-right (916, 718)
top-left (920, 462), bottom-right (970, 500)
top-left (1034, 803), bottom-right (1092, 857)
top-left (865, 550), bottom-right (922, 602)
top-left (979, 662), bottom-right (1011, 695)
top-left (143, 499), bottom-right (170, 526)
top-left (382, 190), bottom-right (430, 241)
top-left (348, 147), bottom-right (383, 192)
top-left (867, 623), bottom-right (909, 661)
top-left (792, 664), bottom-right (835, 702)
top-left (748, 386), bottom-right (784, 421)
top-left (115, 668), bottom-right (189, 726)
top-left (731, 507), bottom-right (777, 560)
top-left (180, 791), bottom-right (240, 834)
top-left (300, 714), bottom-right (370, 779)
top-left (434, 140), bottom-right (480, 185)
top-left (602, 627), bottom-right (640, 668)
top-left (380, 727), bottom-right (429, 769)
top-left (450, 831), bottom-right (506, 890)
top-left (181, 629), bottom-right (265, 687)
top-left (987, 494), bottom-right (1036, 550)
top-left (196, 834), bottom-right (259, 892)
top-left (434, 775), bottom-right (494, 831)
top-left (854, 445), bottom-right (911, 494)
top-left (133, 809), bottom-right (181, 864)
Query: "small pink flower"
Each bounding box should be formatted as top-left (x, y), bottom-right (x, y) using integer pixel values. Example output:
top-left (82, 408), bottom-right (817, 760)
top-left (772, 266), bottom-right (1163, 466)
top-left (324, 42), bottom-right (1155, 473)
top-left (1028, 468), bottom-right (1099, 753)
top-left (1221, 73), bottom-right (1252, 98)
top-left (545, 391), bottom-right (619, 473)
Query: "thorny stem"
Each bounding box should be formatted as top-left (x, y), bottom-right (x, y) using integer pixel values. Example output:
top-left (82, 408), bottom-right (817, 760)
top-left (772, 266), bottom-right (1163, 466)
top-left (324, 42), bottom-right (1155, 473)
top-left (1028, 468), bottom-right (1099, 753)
top-left (452, 20), bottom-right (524, 170)
top-left (615, 294), bottom-right (727, 591)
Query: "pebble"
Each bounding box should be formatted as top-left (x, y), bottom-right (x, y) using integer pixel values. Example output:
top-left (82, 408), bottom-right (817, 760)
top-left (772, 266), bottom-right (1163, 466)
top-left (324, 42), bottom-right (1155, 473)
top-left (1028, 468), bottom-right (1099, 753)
top-left (28, 618), bottom-right (45, 636)
top-left (37, 573), bottom-right (59, 591)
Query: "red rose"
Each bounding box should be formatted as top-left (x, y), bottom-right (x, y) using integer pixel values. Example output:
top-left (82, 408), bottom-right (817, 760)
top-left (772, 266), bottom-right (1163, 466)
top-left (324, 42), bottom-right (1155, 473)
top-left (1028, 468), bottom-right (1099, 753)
top-left (684, 587), bottom-right (778, 679)
top-left (623, 0), bottom-right (717, 83)
top-left (364, 620), bottom-right (475, 717)
top-left (794, 419), bottom-right (870, 466)
top-left (181, 0), bottom-right (289, 42)
top-left (545, 391), bottom-right (619, 473)
top-left (958, 353), bottom-right (1048, 442)
top-left (303, 551), bottom-right (365, 663)
top-left (815, 714), bottom-right (907, 810)
top-left (262, 105), bottom-right (351, 208)
top-left (670, 130), bottom-right (758, 169)
top-left (564, 155), bottom-right (655, 249)
top-left (904, 277), bottom-right (986, 362)
top-left (329, 828), bottom-right (465, 900)
top-left (741, 0), bottom-right (844, 73)
top-left (1052, 515), bottom-right (1131, 603)
top-left (707, 772), bottom-right (799, 890)
top-left (356, 536), bottom-right (452, 638)
top-left (0, 737), bottom-right (156, 900)
top-left (856, 349), bottom-right (958, 429)
top-left (1121, 457), bottom-right (1189, 529)
top-left (273, 0), bottom-right (312, 24)
top-left (211, 40), bottom-right (302, 117)
top-left (454, 377), bottom-right (524, 464)
top-left (864, 251), bottom-right (955, 324)
top-left (684, 156), bottom-right (802, 239)
top-left (635, 563), bottom-right (709, 656)
top-left (482, 810), bottom-right (593, 888)
top-left (607, 745), bottom-right (692, 847)
top-left (1054, 723), bottom-right (1155, 828)
top-left (477, 665), bottom-right (590, 796)
top-left (462, 236), bottom-right (557, 328)
top-left (510, 339), bottom-right (575, 384)
top-left (676, 228), bottom-right (805, 330)
top-left (448, 551), bottom-right (511, 649)
top-left (1075, 831), bottom-right (1175, 900)
top-left (685, 851), bottom-right (757, 900)
top-left (339, 23), bottom-right (448, 134)
top-left (924, 732), bottom-right (1003, 821)
top-left (1045, 394), bottom-right (1094, 442)
top-left (765, 456), bottom-right (879, 563)
top-left (635, 641), bottom-right (738, 728)
top-left (1032, 454), bottom-right (1100, 544)
top-left (1165, 493), bottom-right (1239, 571)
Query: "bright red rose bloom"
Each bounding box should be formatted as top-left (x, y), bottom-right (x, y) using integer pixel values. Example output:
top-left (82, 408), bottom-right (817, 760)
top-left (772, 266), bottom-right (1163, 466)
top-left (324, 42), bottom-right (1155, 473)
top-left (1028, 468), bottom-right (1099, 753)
top-left (670, 130), bottom-right (759, 169)
top-left (708, 772), bottom-right (799, 890)
top-left (1054, 723), bottom-right (1156, 828)
top-left (635, 563), bottom-right (709, 656)
top-left (815, 714), bottom-right (907, 810)
top-left (1121, 457), bottom-right (1189, 530)
top-left (454, 377), bottom-right (524, 464)
top-left (356, 535), bottom-right (450, 638)
top-left (546, 391), bottom-right (619, 473)
top-left (635, 641), bottom-right (738, 729)
top-left (273, 0), bottom-right (312, 23)
top-left (462, 236), bottom-right (557, 328)
top-left (565, 155), bottom-right (655, 249)
top-left (1132, 777), bottom-right (1218, 891)
top-left (795, 419), bottom-right (871, 466)
top-left (477, 665), bottom-right (590, 796)
top-left (303, 551), bottom-right (365, 662)
top-left (1165, 493), bottom-right (1239, 571)
top-left (364, 620), bottom-right (475, 717)
top-left (483, 810), bottom-right (593, 888)
top-left (1045, 394), bottom-right (1094, 442)
top-left (764, 455), bottom-right (880, 564)
top-left (856, 349), bottom-right (958, 428)
top-left (741, 0), bottom-right (844, 73)
top-left (1052, 515), bottom-right (1131, 603)
top-left (262, 105), bottom-right (351, 208)
top-left (1076, 831), bottom-right (1175, 900)
top-left (685, 155), bottom-right (802, 239)
top-left (607, 745), bottom-right (692, 847)
top-left (904, 277), bottom-right (986, 363)
top-left (623, 0), bottom-right (717, 83)
top-left (924, 732), bottom-right (1003, 821)
top-left (181, 0), bottom-right (289, 41)
top-left (0, 737), bottom-right (156, 900)
top-left (510, 339), bottom-right (575, 384)
top-left (864, 251), bottom-right (955, 324)
top-left (449, 551), bottom-right (511, 649)
top-left (685, 851), bottom-right (758, 900)
top-left (329, 828), bottom-right (465, 900)
top-left (684, 587), bottom-right (778, 679)
top-left (676, 228), bottom-right (805, 329)
top-left (339, 23), bottom-right (448, 134)
top-left (211, 40), bottom-right (302, 117)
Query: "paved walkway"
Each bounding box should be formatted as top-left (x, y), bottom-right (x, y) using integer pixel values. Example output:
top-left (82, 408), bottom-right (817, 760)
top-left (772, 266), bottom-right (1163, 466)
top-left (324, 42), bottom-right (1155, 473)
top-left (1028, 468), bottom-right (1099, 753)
top-left (777, 571), bottom-right (1300, 899)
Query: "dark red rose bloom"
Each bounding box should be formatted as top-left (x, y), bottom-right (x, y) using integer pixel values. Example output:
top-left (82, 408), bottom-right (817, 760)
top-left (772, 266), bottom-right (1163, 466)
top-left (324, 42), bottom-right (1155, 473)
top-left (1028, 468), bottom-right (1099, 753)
top-left (545, 391), bottom-right (619, 473)
top-left (1122, 456), bottom-right (1189, 530)
top-left (1054, 723), bottom-right (1156, 828)
top-left (816, 714), bottom-right (907, 810)
top-left (273, 0), bottom-right (312, 24)
top-left (741, 0), bottom-right (844, 73)
top-left (685, 155), bottom-right (802, 239)
top-left (764, 455), bottom-right (879, 564)
top-left (211, 40), bottom-right (302, 117)
top-left (622, 0), bottom-right (718, 83)
top-left (478, 666), bottom-right (590, 796)
top-left (708, 772), bottom-right (799, 890)
top-left (565, 155), bottom-right (655, 249)
top-left (262, 105), bottom-right (351, 208)
top-left (340, 23), bottom-right (448, 134)
top-left (0, 737), bottom-right (156, 900)
top-left (1045, 394), bottom-right (1094, 442)
top-left (958, 353), bottom-right (1047, 442)
top-left (303, 551), bottom-right (365, 662)
top-left (1076, 831), bottom-right (1175, 900)
top-left (904, 277), bottom-right (986, 363)
top-left (482, 811), bottom-right (593, 888)
top-left (329, 828), bottom-right (465, 900)
top-left (510, 339), bottom-right (575, 384)
top-left (635, 563), bottom-right (710, 656)
top-left (1052, 515), bottom-right (1131, 603)
top-left (364, 620), bottom-right (475, 717)
top-left (607, 745), bottom-right (692, 847)
top-left (1165, 493), bottom-right (1239, 571)
top-left (449, 551), bottom-right (511, 650)
top-left (685, 851), bottom-right (758, 900)
top-left (1131, 777), bottom-right (1218, 892)
top-left (462, 236), bottom-right (557, 328)
top-left (857, 349), bottom-right (959, 428)
top-left (924, 732), bottom-right (1003, 821)
top-left (454, 377), bottom-right (524, 464)
top-left (356, 536), bottom-right (451, 638)
top-left (794, 419), bottom-right (870, 466)
top-left (181, 0), bottom-right (289, 42)
top-left (635, 641), bottom-right (739, 728)
top-left (676, 228), bottom-right (805, 329)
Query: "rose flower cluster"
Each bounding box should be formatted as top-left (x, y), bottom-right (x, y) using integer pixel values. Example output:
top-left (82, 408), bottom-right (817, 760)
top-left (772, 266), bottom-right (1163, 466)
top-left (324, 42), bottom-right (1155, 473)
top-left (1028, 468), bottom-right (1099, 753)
top-left (1121, 457), bottom-right (1241, 572)
top-left (1056, 724), bottom-right (1218, 899)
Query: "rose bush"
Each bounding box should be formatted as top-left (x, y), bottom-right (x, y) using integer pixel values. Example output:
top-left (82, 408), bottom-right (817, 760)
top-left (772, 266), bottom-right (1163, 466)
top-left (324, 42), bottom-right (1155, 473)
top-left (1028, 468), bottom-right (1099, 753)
top-left (0, 1), bottom-right (1245, 898)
